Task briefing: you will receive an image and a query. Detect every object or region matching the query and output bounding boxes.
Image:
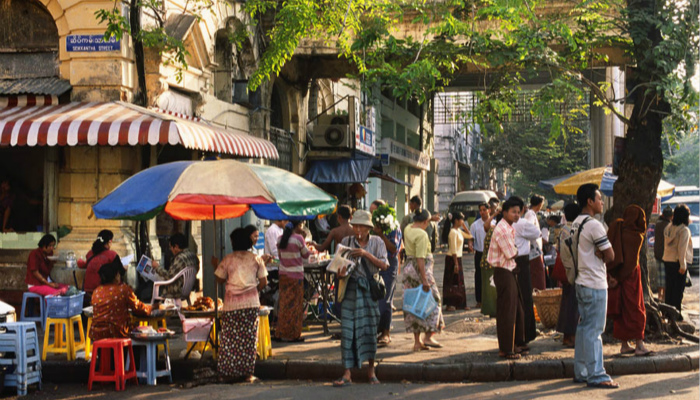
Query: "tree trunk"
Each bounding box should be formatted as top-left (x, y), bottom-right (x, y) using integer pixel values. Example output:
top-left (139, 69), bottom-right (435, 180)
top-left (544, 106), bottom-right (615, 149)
top-left (130, 3), bottom-right (147, 106)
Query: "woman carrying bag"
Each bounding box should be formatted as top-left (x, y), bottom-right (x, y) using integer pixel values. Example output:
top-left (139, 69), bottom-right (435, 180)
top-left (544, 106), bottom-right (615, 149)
top-left (402, 209), bottom-right (445, 352)
top-left (333, 210), bottom-right (389, 387)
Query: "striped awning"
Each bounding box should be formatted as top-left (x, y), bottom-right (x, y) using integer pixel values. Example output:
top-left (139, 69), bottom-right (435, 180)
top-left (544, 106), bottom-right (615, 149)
top-left (0, 95), bottom-right (59, 107)
top-left (0, 101), bottom-right (279, 159)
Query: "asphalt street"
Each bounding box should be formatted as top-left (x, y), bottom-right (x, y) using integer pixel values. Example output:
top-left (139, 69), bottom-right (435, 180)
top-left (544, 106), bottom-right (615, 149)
top-left (11, 372), bottom-right (699, 400)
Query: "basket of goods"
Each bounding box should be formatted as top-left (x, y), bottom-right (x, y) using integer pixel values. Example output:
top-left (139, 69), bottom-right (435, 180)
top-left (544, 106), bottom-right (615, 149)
top-left (531, 288), bottom-right (563, 329)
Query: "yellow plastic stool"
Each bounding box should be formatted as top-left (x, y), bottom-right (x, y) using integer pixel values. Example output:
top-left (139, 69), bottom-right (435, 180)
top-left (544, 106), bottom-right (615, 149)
top-left (257, 314), bottom-right (272, 360)
top-left (42, 315), bottom-right (86, 361)
top-left (131, 315), bottom-right (169, 354)
top-left (186, 320), bottom-right (217, 359)
top-left (84, 317), bottom-right (92, 360)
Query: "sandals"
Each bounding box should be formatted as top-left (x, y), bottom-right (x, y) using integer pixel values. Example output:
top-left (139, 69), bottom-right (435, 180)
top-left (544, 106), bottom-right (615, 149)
top-left (413, 344), bottom-right (431, 352)
top-left (369, 376), bottom-right (380, 385)
top-left (499, 352), bottom-right (521, 360)
top-left (620, 348), bottom-right (635, 355)
top-left (424, 341), bottom-right (443, 349)
top-left (333, 377), bottom-right (352, 387)
top-left (635, 350), bottom-right (655, 357)
top-left (377, 337), bottom-right (391, 347)
top-left (587, 380), bottom-right (620, 389)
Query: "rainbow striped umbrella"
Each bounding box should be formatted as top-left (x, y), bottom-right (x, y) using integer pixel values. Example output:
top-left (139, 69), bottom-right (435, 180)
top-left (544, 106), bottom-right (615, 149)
top-left (92, 160), bottom-right (337, 221)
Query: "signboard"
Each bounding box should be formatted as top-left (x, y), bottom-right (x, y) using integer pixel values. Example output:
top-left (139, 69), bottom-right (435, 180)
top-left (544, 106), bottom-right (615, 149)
top-left (66, 35), bottom-right (121, 52)
top-left (356, 126), bottom-right (375, 155)
top-left (381, 138), bottom-right (430, 171)
top-left (380, 153), bottom-right (390, 166)
top-left (254, 232), bottom-right (265, 250)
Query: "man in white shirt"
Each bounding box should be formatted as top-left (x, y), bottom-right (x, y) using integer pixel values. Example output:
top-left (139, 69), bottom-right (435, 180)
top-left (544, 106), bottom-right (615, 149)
top-left (470, 203), bottom-right (490, 307)
top-left (264, 220), bottom-right (287, 260)
top-left (513, 198), bottom-right (541, 343)
top-left (524, 195), bottom-right (546, 290)
top-left (572, 184), bottom-right (617, 389)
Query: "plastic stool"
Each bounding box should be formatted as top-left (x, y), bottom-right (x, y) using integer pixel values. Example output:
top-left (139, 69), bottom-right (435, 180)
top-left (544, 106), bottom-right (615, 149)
top-left (88, 338), bottom-right (137, 391)
top-left (84, 317), bottom-right (93, 360)
top-left (42, 316), bottom-right (86, 361)
top-left (186, 320), bottom-right (217, 360)
top-left (257, 314), bottom-right (272, 360)
top-left (131, 316), bottom-right (169, 354)
top-left (0, 322), bottom-right (42, 396)
top-left (20, 292), bottom-right (46, 331)
top-left (133, 338), bottom-right (172, 385)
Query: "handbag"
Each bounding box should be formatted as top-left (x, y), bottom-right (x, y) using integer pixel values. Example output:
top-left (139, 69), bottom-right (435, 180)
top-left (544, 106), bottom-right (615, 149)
top-left (360, 256), bottom-right (386, 302)
top-left (550, 251), bottom-right (568, 283)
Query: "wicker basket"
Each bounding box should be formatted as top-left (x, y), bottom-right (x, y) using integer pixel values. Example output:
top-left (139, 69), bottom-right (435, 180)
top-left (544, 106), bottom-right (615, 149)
top-left (531, 288), bottom-right (562, 329)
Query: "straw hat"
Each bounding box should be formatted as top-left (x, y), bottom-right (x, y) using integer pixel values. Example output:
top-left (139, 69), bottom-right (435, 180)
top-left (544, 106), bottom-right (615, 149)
top-left (351, 210), bottom-right (374, 228)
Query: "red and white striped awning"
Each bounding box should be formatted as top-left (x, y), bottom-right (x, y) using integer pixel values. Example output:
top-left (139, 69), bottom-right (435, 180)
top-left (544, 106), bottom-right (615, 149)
top-left (0, 95), bottom-right (59, 107)
top-left (0, 101), bottom-right (279, 159)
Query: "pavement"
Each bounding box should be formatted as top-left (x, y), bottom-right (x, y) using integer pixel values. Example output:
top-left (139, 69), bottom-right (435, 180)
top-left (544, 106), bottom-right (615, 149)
top-left (38, 250), bottom-right (699, 386)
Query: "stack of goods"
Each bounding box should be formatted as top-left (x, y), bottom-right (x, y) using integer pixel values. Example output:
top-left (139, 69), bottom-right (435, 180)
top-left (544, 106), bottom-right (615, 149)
top-left (183, 297), bottom-right (222, 312)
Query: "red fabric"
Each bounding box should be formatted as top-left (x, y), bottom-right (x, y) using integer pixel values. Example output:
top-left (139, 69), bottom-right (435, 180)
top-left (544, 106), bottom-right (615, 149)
top-left (28, 284), bottom-right (68, 296)
top-left (25, 248), bottom-right (53, 286)
top-left (612, 266), bottom-right (647, 341)
top-left (551, 252), bottom-right (568, 283)
top-left (529, 256), bottom-right (546, 291)
top-left (81, 250), bottom-right (118, 293)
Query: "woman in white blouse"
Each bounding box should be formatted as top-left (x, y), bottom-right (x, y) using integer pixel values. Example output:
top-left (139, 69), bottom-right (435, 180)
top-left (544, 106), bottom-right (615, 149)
top-left (440, 212), bottom-right (473, 311)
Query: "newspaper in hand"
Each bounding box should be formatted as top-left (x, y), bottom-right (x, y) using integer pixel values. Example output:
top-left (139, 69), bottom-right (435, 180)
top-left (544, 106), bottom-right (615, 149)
top-left (326, 244), bottom-right (356, 276)
top-left (136, 255), bottom-right (161, 281)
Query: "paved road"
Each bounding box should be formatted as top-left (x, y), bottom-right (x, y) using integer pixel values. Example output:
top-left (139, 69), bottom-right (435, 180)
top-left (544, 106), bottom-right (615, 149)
top-left (23, 372), bottom-right (699, 400)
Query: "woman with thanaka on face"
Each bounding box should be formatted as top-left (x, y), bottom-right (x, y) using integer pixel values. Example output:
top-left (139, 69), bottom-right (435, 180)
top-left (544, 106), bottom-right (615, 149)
top-left (401, 209), bottom-right (445, 352)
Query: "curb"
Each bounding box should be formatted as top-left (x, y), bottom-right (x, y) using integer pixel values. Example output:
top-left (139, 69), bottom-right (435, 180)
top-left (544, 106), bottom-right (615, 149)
top-left (42, 352), bottom-right (699, 385)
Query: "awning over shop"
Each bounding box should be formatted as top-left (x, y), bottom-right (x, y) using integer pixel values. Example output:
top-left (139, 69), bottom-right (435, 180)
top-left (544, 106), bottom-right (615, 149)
top-left (369, 168), bottom-right (412, 187)
top-left (0, 101), bottom-right (278, 159)
top-left (305, 157), bottom-right (374, 184)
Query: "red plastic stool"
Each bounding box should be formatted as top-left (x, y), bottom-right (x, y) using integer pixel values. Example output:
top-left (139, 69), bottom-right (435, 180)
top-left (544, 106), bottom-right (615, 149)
top-left (87, 338), bottom-right (138, 391)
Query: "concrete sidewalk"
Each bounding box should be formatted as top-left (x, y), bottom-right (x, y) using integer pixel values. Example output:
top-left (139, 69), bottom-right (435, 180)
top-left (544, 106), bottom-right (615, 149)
top-left (41, 252), bottom-right (700, 384)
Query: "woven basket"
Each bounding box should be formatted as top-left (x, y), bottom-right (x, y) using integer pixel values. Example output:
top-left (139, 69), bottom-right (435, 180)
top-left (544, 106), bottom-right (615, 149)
top-left (532, 288), bottom-right (562, 329)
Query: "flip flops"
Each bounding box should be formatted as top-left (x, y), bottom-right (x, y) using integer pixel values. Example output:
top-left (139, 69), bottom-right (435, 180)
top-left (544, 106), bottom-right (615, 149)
top-left (587, 381), bottom-right (620, 389)
top-left (635, 350), bottom-right (656, 357)
top-left (333, 377), bottom-right (352, 388)
top-left (620, 348), bottom-right (636, 355)
top-left (369, 376), bottom-right (381, 385)
top-left (424, 341), bottom-right (443, 348)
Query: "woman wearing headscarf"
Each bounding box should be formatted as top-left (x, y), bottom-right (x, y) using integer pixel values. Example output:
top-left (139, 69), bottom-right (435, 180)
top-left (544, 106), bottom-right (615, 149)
top-left (214, 228), bottom-right (268, 383)
top-left (402, 209), bottom-right (445, 352)
top-left (662, 204), bottom-right (693, 312)
top-left (275, 220), bottom-right (310, 342)
top-left (90, 259), bottom-right (152, 341)
top-left (440, 212), bottom-right (472, 311)
top-left (333, 210), bottom-right (388, 387)
top-left (80, 230), bottom-right (122, 305)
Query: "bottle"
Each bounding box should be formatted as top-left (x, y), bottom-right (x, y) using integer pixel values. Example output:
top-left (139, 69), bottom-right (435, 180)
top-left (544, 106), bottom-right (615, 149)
top-left (66, 252), bottom-right (76, 269)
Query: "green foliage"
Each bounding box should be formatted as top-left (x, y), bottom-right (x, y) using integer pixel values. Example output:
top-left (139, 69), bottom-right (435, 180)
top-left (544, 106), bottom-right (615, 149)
top-left (244, 0), bottom-right (697, 140)
top-left (663, 131), bottom-right (700, 186)
top-left (480, 115), bottom-right (591, 197)
top-left (96, 1), bottom-right (197, 84)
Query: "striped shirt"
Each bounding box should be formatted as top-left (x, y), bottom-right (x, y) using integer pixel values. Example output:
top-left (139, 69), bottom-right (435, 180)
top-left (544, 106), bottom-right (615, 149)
top-left (486, 219), bottom-right (518, 271)
top-left (277, 233), bottom-right (310, 279)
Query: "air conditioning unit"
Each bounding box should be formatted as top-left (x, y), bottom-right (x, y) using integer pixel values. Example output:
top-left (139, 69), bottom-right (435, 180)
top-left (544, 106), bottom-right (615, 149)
top-left (310, 96), bottom-right (359, 149)
top-left (311, 124), bottom-right (353, 148)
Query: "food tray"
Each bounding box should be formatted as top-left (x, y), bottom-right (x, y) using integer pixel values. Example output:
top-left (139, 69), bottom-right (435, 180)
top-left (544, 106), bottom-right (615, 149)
top-left (181, 309), bottom-right (216, 318)
top-left (130, 331), bottom-right (175, 341)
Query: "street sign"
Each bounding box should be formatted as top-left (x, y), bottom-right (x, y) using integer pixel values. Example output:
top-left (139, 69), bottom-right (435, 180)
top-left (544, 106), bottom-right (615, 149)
top-left (66, 35), bottom-right (121, 52)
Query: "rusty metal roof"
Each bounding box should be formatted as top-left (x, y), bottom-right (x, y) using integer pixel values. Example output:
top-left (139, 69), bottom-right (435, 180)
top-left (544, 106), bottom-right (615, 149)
top-left (0, 77), bottom-right (71, 96)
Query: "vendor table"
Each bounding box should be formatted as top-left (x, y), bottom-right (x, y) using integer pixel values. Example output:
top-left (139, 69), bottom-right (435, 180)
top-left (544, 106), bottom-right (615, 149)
top-left (302, 260), bottom-right (336, 334)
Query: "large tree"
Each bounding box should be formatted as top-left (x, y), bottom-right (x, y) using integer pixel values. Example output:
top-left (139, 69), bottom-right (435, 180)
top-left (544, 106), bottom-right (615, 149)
top-left (242, 0), bottom-right (698, 339)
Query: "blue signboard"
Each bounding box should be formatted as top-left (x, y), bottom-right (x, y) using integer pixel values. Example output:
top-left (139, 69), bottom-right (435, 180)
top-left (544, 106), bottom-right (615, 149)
top-left (66, 35), bottom-right (121, 52)
top-left (254, 232), bottom-right (265, 250)
top-left (380, 153), bottom-right (390, 166)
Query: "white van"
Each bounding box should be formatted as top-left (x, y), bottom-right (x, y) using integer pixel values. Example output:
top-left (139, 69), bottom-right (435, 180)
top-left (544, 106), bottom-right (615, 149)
top-left (448, 190), bottom-right (499, 223)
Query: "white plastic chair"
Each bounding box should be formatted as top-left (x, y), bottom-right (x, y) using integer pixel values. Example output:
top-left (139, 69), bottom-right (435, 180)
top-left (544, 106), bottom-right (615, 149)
top-left (151, 267), bottom-right (198, 308)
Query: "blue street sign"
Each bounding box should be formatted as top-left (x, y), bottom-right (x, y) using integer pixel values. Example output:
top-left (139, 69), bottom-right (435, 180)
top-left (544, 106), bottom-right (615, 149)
top-left (66, 35), bottom-right (121, 52)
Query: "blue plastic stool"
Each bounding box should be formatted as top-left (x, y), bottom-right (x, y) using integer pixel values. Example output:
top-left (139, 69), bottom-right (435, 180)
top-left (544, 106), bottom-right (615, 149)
top-left (20, 292), bottom-right (46, 331)
top-left (0, 322), bottom-right (42, 396)
top-left (132, 338), bottom-right (172, 385)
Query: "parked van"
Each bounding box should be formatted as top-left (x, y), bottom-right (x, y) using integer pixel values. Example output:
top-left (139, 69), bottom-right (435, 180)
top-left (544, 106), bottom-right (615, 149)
top-left (448, 190), bottom-right (499, 223)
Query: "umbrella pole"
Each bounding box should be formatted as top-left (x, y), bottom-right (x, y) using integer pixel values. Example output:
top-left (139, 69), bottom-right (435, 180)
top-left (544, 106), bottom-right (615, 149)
top-left (213, 204), bottom-right (219, 350)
